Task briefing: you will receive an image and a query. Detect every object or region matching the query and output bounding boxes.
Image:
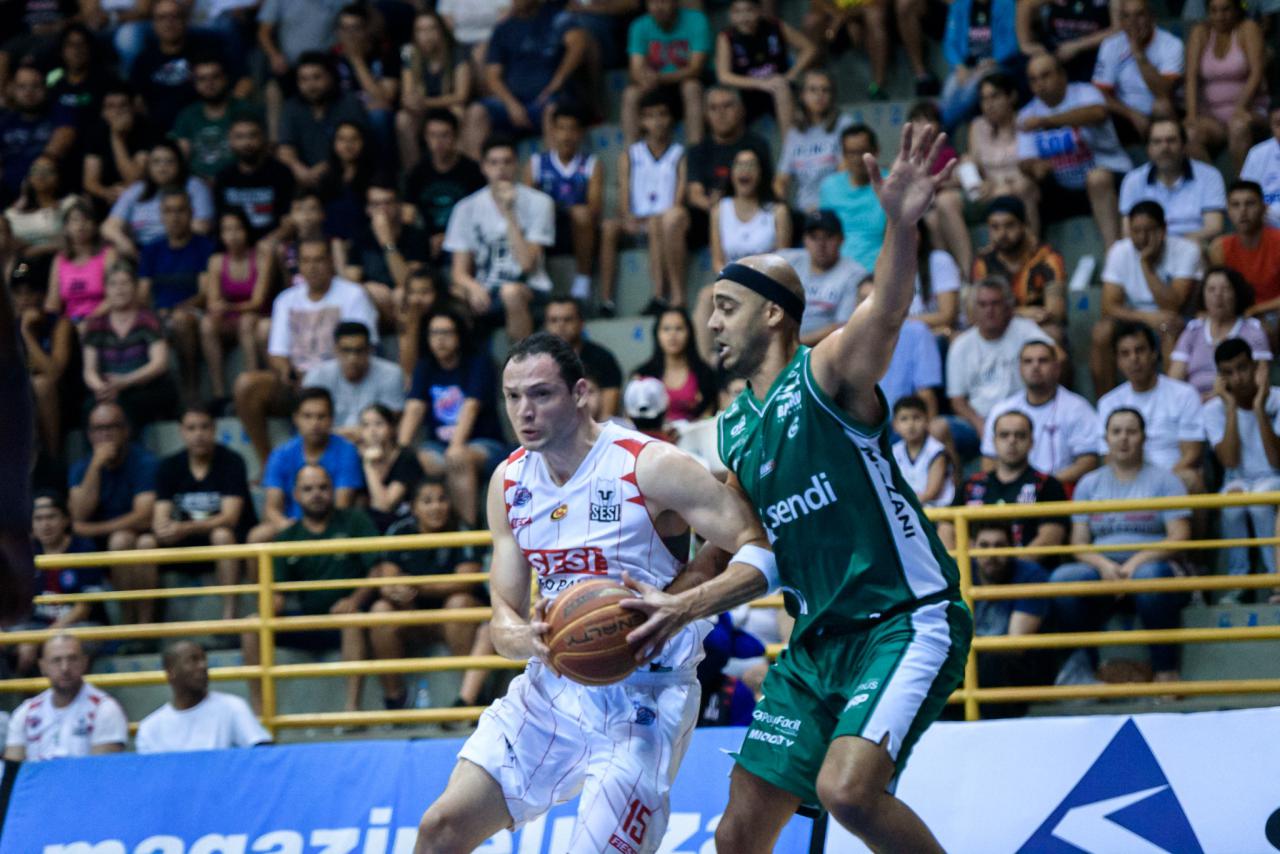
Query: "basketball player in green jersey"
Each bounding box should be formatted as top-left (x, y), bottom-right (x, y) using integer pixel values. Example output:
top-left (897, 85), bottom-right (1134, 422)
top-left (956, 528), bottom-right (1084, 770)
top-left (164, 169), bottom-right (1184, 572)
top-left (624, 123), bottom-right (973, 853)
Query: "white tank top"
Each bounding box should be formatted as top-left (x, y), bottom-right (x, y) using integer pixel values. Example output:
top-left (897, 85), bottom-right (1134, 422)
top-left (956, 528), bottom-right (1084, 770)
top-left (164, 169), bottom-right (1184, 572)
top-left (891, 434), bottom-right (955, 507)
top-left (628, 140), bottom-right (684, 218)
top-left (717, 197), bottom-right (778, 264)
top-left (502, 421), bottom-right (708, 674)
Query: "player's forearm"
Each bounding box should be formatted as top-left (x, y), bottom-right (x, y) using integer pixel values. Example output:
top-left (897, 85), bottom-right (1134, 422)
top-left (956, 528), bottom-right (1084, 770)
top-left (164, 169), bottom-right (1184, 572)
top-left (490, 607), bottom-right (537, 660)
top-left (666, 544), bottom-right (731, 595)
top-left (673, 561), bottom-right (770, 623)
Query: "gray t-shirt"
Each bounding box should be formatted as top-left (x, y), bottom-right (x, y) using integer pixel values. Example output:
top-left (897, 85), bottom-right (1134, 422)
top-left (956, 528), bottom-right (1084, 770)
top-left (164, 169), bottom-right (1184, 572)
top-left (777, 115), bottom-right (853, 212)
top-left (1071, 464), bottom-right (1189, 561)
top-left (443, 185), bottom-right (555, 292)
top-left (257, 0), bottom-right (347, 63)
top-left (302, 356), bottom-right (407, 428)
top-left (778, 248), bottom-right (867, 339)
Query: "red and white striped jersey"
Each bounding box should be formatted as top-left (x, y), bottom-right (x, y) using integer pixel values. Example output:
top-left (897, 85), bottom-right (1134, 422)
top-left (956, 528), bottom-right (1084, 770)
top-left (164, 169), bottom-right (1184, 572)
top-left (6, 684), bottom-right (128, 761)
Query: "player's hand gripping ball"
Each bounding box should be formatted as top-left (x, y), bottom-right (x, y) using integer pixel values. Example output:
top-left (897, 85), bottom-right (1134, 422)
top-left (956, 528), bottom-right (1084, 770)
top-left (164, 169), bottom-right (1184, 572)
top-left (545, 579), bottom-right (648, 685)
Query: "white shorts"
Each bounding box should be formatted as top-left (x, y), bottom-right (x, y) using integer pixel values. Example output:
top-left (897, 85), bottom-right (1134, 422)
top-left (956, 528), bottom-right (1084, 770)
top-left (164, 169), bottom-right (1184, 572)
top-left (458, 660), bottom-right (700, 854)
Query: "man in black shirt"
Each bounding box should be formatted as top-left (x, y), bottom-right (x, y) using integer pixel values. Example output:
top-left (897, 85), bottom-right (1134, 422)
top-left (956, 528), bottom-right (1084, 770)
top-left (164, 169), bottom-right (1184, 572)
top-left (213, 115), bottom-right (295, 243)
top-left (543, 297), bottom-right (623, 416)
top-left (153, 403), bottom-right (254, 621)
top-left (685, 86), bottom-right (772, 246)
top-left (403, 109), bottom-right (485, 262)
top-left (344, 180), bottom-right (429, 318)
top-left (83, 82), bottom-right (156, 211)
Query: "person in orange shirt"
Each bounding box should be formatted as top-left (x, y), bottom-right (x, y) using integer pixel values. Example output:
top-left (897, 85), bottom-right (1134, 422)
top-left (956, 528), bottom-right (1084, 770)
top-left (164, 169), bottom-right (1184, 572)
top-left (972, 195), bottom-right (1068, 347)
top-left (1210, 180), bottom-right (1280, 325)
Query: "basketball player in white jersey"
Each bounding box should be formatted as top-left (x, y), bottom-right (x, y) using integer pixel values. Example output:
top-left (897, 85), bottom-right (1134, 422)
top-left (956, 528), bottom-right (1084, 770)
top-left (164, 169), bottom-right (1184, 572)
top-left (414, 333), bottom-right (776, 854)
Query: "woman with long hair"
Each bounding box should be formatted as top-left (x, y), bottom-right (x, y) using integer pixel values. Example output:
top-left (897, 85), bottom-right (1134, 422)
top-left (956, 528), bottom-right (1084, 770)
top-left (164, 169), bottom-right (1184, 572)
top-left (101, 140), bottom-right (213, 257)
top-left (962, 72), bottom-right (1041, 235)
top-left (45, 200), bottom-right (115, 327)
top-left (4, 156), bottom-right (77, 266)
top-left (1170, 266), bottom-right (1270, 398)
top-left (318, 121), bottom-right (377, 241)
top-left (396, 11), bottom-right (472, 169)
top-left (710, 148), bottom-right (791, 272)
top-left (910, 220), bottom-right (963, 337)
top-left (774, 68), bottom-right (852, 213)
top-left (199, 210), bottom-right (275, 404)
top-left (634, 307), bottom-right (719, 423)
top-left (1183, 0), bottom-right (1269, 172)
top-left (357, 403), bottom-right (426, 531)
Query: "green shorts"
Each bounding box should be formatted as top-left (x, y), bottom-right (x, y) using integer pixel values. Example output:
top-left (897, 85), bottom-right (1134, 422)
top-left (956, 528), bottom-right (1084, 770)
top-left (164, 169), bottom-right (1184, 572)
top-left (734, 598), bottom-right (972, 806)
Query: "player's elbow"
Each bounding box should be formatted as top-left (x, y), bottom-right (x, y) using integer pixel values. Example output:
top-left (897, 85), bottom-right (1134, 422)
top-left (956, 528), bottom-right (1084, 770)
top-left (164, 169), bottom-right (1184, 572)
top-left (414, 804), bottom-right (472, 854)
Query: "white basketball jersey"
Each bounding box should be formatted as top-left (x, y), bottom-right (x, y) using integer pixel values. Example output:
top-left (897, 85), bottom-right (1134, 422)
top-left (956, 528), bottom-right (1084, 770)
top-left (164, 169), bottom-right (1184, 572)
top-left (503, 421), bottom-right (707, 673)
top-left (717, 197), bottom-right (778, 264)
top-left (629, 140), bottom-right (684, 218)
top-left (891, 434), bottom-right (954, 507)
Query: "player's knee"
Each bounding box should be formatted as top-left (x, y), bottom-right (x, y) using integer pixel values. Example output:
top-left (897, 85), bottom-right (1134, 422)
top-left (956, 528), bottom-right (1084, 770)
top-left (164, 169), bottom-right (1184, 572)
top-left (816, 772), bottom-right (880, 833)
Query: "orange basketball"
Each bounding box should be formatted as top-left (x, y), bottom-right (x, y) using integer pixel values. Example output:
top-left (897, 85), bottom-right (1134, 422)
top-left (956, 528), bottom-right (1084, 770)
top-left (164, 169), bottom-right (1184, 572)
top-left (545, 579), bottom-right (647, 686)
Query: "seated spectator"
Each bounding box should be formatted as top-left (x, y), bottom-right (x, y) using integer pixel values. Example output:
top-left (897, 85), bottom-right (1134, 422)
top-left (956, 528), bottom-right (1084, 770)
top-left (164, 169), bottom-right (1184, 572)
top-left (241, 464), bottom-right (380, 714)
top-left (303, 321), bottom-right (406, 441)
top-left (81, 264), bottom-right (179, 428)
top-left (316, 121), bottom-right (376, 243)
top-left (171, 57), bottom-right (259, 182)
top-left (777, 209), bottom-right (867, 348)
top-left (907, 101), bottom-right (970, 276)
top-left (275, 191), bottom-right (349, 286)
top-left (938, 0), bottom-right (1020, 131)
top-left (439, 0), bottom-right (512, 76)
top-left (633, 307), bottom-right (718, 423)
top-left (398, 308), bottom-right (507, 526)
top-left (396, 11), bottom-right (472, 170)
top-left (15, 270), bottom-right (76, 462)
top-left (256, 0), bottom-right (347, 100)
top-left (369, 477), bottom-right (492, 710)
top-left (1203, 338), bottom-right (1280, 600)
top-left (153, 403), bottom-right (252, 622)
top-left (543, 297), bottom-right (624, 417)
top-left (935, 277), bottom-right (1053, 458)
top-left (1183, 0), bottom-right (1269, 172)
top-left (4, 156), bottom-right (76, 269)
top-left (1015, 0), bottom-right (1116, 83)
top-left (251, 388), bottom-right (364, 543)
top-left (818, 125), bottom-right (885, 273)
top-left (47, 23), bottom-right (111, 138)
top-left (234, 239), bottom-right (377, 466)
top-left (357, 403), bottom-right (425, 531)
top-left (1240, 102), bottom-right (1280, 228)
top-left (1170, 267), bottom-right (1272, 399)
top-left (982, 340), bottom-right (1102, 486)
top-left (803, 0), bottom-right (891, 101)
top-left (624, 374), bottom-right (675, 441)
top-left (331, 2), bottom-right (400, 158)
top-left (396, 267), bottom-right (451, 379)
top-left (622, 0), bottom-right (710, 146)
top-left (526, 106), bottom-right (603, 302)
top-left (82, 82), bottom-right (154, 211)
top-left (972, 196), bottom-right (1067, 345)
top-left (1098, 320), bottom-right (1205, 491)
top-left (1017, 53), bottom-right (1130, 248)
top-left (774, 69), bottom-right (852, 216)
top-left (714, 0), bottom-right (816, 131)
top-left (404, 110), bottom-right (485, 265)
top-left (45, 200), bottom-right (114, 327)
top-left (344, 180), bottom-right (429, 317)
top-left (3, 635), bottom-right (126, 761)
top-left (963, 72), bottom-right (1041, 236)
top-left (136, 640), bottom-right (271, 753)
top-left (858, 278), bottom-right (943, 415)
top-left (1091, 0), bottom-right (1183, 142)
top-left (0, 64), bottom-right (75, 206)
top-left (444, 136), bottom-right (554, 343)
top-left (908, 224), bottom-right (963, 339)
top-left (1118, 119), bottom-right (1226, 246)
top-left (1094, 200), bottom-right (1200, 391)
top-left (711, 149), bottom-right (791, 274)
top-left (200, 210), bottom-right (275, 406)
top-left (102, 141), bottom-right (214, 259)
top-left (1050, 407), bottom-right (1191, 683)
top-left (277, 51), bottom-right (370, 190)
top-left (1209, 180), bottom-right (1280, 319)
top-left (891, 395), bottom-right (953, 507)
top-left (213, 115), bottom-right (295, 245)
top-left (600, 92), bottom-right (687, 316)
top-left (68, 402), bottom-right (159, 626)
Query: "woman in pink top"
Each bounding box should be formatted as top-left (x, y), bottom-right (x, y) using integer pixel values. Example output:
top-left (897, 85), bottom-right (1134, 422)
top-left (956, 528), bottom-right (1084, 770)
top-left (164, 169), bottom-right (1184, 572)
top-left (962, 72), bottom-right (1041, 235)
top-left (633, 308), bottom-right (718, 423)
top-left (199, 210), bottom-right (275, 404)
top-left (44, 200), bottom-right (114, 326)
top-left (1184, 0), bottom-right (1268, 172)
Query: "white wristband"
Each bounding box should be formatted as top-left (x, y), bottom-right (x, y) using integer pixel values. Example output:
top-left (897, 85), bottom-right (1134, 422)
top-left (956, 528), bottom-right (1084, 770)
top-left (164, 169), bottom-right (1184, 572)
top-left (732, 543), bottom-right (780, 595)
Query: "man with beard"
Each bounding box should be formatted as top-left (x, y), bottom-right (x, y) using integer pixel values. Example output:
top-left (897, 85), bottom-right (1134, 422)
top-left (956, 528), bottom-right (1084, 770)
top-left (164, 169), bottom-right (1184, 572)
top-left (213, 115), bottom-right (295, 243)
top-left (971, 196), bottom-right (1067, 345)
top-left (171, 57), bottom-right (261, 181)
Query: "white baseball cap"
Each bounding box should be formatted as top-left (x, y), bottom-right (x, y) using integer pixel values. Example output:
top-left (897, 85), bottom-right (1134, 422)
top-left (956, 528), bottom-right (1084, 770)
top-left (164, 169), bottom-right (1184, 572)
top-left (623, 376), bottom-right (669, 420)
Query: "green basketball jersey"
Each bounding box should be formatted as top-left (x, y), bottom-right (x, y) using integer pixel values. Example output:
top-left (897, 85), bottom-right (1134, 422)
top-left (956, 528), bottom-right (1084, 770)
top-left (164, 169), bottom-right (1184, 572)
top-left (718, 346), bottom-right (961, 641)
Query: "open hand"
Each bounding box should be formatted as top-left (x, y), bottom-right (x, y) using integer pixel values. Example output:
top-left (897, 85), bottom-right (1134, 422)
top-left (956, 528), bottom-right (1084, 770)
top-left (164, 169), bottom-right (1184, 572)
top-left (867, 122), bottom-right (956, 227)
top-left (619, 571), bottom-right (692, 664)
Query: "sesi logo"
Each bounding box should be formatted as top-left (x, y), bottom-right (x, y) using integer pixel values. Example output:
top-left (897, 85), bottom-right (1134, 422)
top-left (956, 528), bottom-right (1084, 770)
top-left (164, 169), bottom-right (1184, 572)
top-left (763, 473), bottom-right (837, 531)
top-left (524, 547), bottom-right (608, 576)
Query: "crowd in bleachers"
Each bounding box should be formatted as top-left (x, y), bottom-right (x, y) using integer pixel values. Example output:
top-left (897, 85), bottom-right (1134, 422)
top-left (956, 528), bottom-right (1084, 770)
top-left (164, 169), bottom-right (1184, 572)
top-left (4, 0), bottom-right (1280, 752)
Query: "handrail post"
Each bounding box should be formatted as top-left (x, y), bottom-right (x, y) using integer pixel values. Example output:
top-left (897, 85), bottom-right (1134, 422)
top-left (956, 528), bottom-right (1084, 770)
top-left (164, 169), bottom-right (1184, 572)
top-left (955, 514), bottom-right (980, 722)
top-left (256, 549), bottom-right (277, 737)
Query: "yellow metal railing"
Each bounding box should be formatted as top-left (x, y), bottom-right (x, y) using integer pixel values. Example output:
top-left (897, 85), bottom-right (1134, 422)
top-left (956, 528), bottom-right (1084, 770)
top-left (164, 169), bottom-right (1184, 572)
top-left (12, 492), bottom-right (1280, 732)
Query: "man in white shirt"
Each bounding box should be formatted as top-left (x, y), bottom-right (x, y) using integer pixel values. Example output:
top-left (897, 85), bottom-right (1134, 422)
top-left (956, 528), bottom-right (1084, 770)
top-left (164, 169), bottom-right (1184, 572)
top-left (137, 640), bottom-right (271, 753)
top-left (4, 635), bottom-right (127, 761)
top-left (444, 135), bottom-right (555, 343)
top-left (1119, 119), bottom-right (1226, 244)
top-left (1094, 199), bottom-right (1201, 393)
top-left (982, 340), bottom-right (1102, 486)
top-left (1097, 319), bottom-right (1205, 492)
top-left (302, 321), bottom-right (406, 441)
top-left (1091, 0), bottom-right (1183, 142)
top-left (782, 210), bottom-right (868, 346)
top-left (1240, 103), bottom-right (1280, 228)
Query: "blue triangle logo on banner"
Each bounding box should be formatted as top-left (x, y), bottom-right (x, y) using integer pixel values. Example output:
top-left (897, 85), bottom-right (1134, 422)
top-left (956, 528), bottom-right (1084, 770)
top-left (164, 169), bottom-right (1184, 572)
top-left (1017, 719), bottom-right (1203, 854)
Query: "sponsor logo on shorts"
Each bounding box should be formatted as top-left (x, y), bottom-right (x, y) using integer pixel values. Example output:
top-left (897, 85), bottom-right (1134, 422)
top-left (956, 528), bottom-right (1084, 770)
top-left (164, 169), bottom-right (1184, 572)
top-left (763, 473), bottom-right (838, 531)
top-left (551, 504), bottom-right (569, 521)
top-left (633, 703), bottom-right (656, 726)
top-left (511, 486), bottom-right (532, 507)
top-left (523, 547), bottom-right (608, 576)
top-left (752, 709), bottom-right (801, 733)
top-left (856, 680), bottom-right (880, 692)
top-left (844, 693), bottom-right (871, 711)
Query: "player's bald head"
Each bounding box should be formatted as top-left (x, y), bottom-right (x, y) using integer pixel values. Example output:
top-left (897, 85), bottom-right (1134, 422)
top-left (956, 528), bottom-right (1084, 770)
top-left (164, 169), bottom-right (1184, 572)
top-left (716, 253), bottom-right (806, 332)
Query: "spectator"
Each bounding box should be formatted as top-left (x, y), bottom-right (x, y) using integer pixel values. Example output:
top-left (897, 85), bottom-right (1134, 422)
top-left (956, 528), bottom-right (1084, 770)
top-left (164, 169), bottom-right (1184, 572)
top-left (68, 402), bottom-right (159, 626)
top-left (891, 395), bottom-right (953, 507)
top-left (396, 11), bottom-right (473, 171)
top-left (622, 0), bottom-right (710, 146)
top-left (171, 57), bottom-right (258, 182)
top-left (543, 297), bottom-right (624, 416)
top-left (303, 321), bottom-right (406, 441)
top-left (526, 105), bottom-right (603, 302)
top-left (803, 0), bottom-right (891, 102)
top-left (711, 149), bottom-right (791, 275)
top-left (908, 224), bottom-right (963, 339)
top-left (599, 91), bottom-right (687, 317)
top-left (357, 403), bottom-right (425, 531)
top-left (778, 209), bottom-right (868, 348)
top-left (858, 278), bottom-right (944, 415)
top-left (46, 23), bottom-right (110, 137)
top-left (0, 64), bottom-right (75, 205)
top-left (81, 264), bottom-right (179, 428)
top-left (277, 51), bottom-right (370, 190)
top-left (369, 477), bottom-right (492, 710)
top-left (937, 277), bottom-right (1053, 459)
top-left (972, 195), bottom-right (1067, 344)
top-left (624, 374), bottom-right (674, 440)
top-left (398, 308), bottom-right (507, 527)
top-left (439, 0), bottom-right (513, 72)
top-left (234, 239), bottom-right (377, 466)
top-left (1091, 0), bottom-right (1183, 142)
top-left (444, 135), bottom-right (554, 343)
top-left (911, 101), bottom-right (971, 280)
top-left (1050, 407), bottom-right (1191, 683)
top-left (136, 640), bottom-right (271, 753)
top-left (241, 464), bottom-right (380, 714)
top-left (982, 340), bottom-right (1102, 485)
top-left (316, 121), bottom-right (377, 243)
top-left (1209, 180), bottom-right (1280, 317)
top-left (396, 266), bottom-right (450, 379)
top-left (331, 2), bottom-right (400, 157)
top-left (403, 109), bottom-right (485, 265)
top-left (714, 0), bottom-right (816, 131)
top-left (213, 115), bottom-right (295, 244)
top-left (1183, 0), bottom-right (1269, 173)
top-left (102, 140), bottom-right (214, 259)
top-left (153, 403), bottom-right (252, 622)
top-left (15, 267), bottom-right (76, 456)
top-left (45, 199), bottom-right (114, 327)
top-left (774, 69), bottom-right (852, 215)
top-left (256, 0), bottom-right (345, 82)
top-left (1118, 119), bottom-right (1226, 245)
top-left (1203, 338), bottom-right (1280, 600)
top-left (633, 307), bottom-right (718, 423)
top-left (1097, 320), bottom-right (1205, 491)
top-left (4, 155), bottom-right (76, 268)
top-left (0, 1), bottom-right (71, 90)
top-left (1171, 267), bottom-right (1271, 399)
top-left (818, 124), bottom-right (885, 272)
top-left (963, 72), bottom-right (1041, 236)
top-left (3, 635), bottom-right (126, 761)
top-left (1017, 53), bottom-right (1130, 248)
top-left (938, 0), bottom-right (1020, 131)
top-left (1016, 0), bottom-right (1118, 83)
top-left (1094, 200), bottom-right (1200, 391)
top-left (274, 191), bottom-right (349, 288)
top-left (344, 180), bottom-right (429, 317)
top-left (1240, 102), bottom-right (1280, 228)
top-left (200, 210), bottom-right (275, 406)
top-left (82, 82), bottom-right (153, 210)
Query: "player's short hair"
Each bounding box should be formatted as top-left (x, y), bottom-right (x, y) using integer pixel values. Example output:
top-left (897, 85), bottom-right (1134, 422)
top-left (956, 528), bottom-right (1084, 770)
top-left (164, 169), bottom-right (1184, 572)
top-left (1214, 336), bottom-right (1253, 367)
top-left (892, 395), bottom-right (927, 417)
top-left (505, 331), bottom-right (585, 390)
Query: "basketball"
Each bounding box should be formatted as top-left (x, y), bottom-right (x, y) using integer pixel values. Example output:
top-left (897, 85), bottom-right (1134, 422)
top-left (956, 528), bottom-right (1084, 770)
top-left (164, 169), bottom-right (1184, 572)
top-left (545, 579), bottom-right (648, 685)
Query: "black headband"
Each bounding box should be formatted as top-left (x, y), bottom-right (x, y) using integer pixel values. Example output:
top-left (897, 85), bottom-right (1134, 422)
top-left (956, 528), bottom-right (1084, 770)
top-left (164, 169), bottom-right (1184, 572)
top-left (718, 263), bottom-right (805, 323)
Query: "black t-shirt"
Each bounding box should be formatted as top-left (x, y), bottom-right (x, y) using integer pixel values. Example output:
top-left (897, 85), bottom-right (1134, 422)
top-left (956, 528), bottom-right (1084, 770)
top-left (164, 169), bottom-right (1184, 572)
top-left (403, 155), bottom-right (485, 237)
top-left (408, 353), bottom-right (503, 444)
top-left (366, 447), bottom-right (426, 532)
top-left (214, 157), bottom-right (296, 242)
top-left (380, 516), bottom-right (480, 580)
top-left (155, 445), bottom-right (255, 535)
top-left (579, 340), bottom-right (622, 390)
top-left (953, 467), bottom-right (1068, 550)
top-left (687, 132), bottom-right (772, 198)
top-left (333, 46), bottom-right (402, 105)
top-left (352, 223), bottom-right (430, 286)
top-left (85, 120), bottom-right (158, 188)
top-left (130, 34), bottom-right (244, 132)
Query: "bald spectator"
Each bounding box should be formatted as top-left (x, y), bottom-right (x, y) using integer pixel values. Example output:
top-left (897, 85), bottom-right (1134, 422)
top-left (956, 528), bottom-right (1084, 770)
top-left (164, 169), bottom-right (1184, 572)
top-left (1209, 181), bottom-right (1280, 319)
top-left (136, 641), bottom-right (271, 753)
top-left (1091, 0), bottom-right (1183, 142)
top-left (4, 636), bottom-right (127, 761)
top-left (1118, 119), bottom-right (1225, 246)
top-left (543, 298), bottom-right (623, 417)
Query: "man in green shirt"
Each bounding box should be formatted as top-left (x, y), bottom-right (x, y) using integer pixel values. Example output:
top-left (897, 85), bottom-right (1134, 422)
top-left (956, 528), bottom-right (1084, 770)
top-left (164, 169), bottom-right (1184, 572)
top-left (170, 57), bottom-right (260, 180)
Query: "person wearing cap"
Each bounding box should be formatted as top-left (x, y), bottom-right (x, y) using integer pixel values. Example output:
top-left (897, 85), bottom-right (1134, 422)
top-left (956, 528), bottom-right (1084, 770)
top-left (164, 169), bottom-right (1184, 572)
top-left (971, 195), bottom-right (1067, 346)
top-left (623, 375), bottom-right (675, 441)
